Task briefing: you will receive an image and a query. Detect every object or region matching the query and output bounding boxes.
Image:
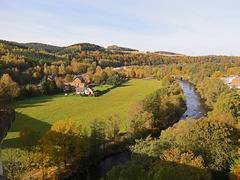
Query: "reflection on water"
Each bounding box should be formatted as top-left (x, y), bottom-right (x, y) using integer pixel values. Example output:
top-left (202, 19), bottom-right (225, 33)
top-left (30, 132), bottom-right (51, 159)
top-left (179, 80), bottom-right (207, 120)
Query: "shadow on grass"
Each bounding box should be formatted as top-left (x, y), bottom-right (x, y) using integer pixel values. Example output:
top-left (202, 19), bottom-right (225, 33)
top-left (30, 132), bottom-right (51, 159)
top-left (117, 84), bottom-right (130, 87)
top-left (12, 95), bottom-right (57, 109)
top-left (2, 112), bottom-right (52, 149)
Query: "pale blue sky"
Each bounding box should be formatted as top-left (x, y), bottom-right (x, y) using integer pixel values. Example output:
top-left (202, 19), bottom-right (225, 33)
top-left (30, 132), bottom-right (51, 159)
top-left (1, 0), bottom-right (240, 55)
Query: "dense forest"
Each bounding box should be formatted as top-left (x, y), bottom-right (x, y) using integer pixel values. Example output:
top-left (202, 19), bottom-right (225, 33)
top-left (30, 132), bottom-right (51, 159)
top-left (0, 40), bottom-right (240, 179)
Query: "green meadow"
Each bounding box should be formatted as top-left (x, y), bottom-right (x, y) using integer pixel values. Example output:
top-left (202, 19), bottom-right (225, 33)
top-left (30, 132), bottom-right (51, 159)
top-left (93, 84), bottom-right (114, 91)
top-left (3, 79), bottom-right (161, 147)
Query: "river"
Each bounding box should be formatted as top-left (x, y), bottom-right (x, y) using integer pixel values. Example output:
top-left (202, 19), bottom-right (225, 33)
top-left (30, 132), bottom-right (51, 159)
top-left (179, 80), bottom-right (208, 120)
top-left (74, 80), bottom-right (208, 180)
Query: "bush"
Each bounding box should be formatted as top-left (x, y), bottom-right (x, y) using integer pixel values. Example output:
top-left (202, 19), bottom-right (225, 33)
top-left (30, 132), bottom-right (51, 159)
top-left (94, 92), bottom-right (99, 97)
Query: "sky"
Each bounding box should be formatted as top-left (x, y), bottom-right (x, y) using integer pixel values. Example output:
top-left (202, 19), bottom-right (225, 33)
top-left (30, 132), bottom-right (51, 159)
top-left (1, 0), bottom-right (240, 56)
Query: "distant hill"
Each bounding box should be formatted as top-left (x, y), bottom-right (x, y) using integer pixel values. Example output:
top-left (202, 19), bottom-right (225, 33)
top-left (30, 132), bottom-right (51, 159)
top-left (68, 43), bottom-right (105, 52)
top-left (154, 51), bottom-right (182, 56)
top-left (107, 45), bottom-right (139, 52)
top-left (0, 40), bottom-right (66, 63)
top-left (0, 39), bottom-right (182, 58)
top-left (0, 39), bottom-right (28, 49)
top-left (22, 43), bottom-right (64, 53)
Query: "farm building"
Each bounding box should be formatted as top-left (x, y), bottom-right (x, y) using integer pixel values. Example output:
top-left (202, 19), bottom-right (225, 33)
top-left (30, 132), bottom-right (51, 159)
top-left (76, 86), bottom-right (94, 95)
top-left (69, 75), bottom-right (88, 88)
top-left (64, 75), bottom-right (94, 95)
top-left (229, 76), bottom-right (240, 89)
top-left (221, 75), bottom-right (240, 89)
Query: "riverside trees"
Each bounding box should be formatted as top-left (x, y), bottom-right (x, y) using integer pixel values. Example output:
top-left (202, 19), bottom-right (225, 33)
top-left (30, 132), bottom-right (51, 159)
top-left (107, 79), bottom-right (240, 179)
top-left (129, 79), bottom-right (186, 136)
top-left (107, 114), bottom-right (239, 179)
top-left (32, 116), bottom-right (121, 178)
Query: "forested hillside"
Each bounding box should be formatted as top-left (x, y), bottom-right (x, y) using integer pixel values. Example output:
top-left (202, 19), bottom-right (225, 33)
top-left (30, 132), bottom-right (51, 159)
top-left (23, 43), bottom-right (64, 53)
top-left (0, 39), bottom-right (240, 105)
top-left (107, 45), bottom-right (139, 52)
top-left (0, 39), bottom-right (240, 179)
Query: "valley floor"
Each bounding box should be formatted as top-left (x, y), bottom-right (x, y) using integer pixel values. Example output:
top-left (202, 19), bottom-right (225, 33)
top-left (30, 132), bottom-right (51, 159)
top-left (3, 79), bottom-right (161, 148)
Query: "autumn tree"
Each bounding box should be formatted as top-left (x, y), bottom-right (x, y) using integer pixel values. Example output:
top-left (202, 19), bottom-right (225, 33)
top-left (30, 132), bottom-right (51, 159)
top-left (3, 149), bottom-right (25, 180)
top-left (102, 71), bottom-right (109, 82)
top-left (0, 74), bottom-right (19, 104)
top-left (89, 118), bottom-right (106, 163)
top-left (196, 77), bottom-right (229, 108)
top-left (106, 161), bottom-right (147, 180)
top-left (159, 118), bottom-right (195, 151)
top-left (64, 74), bottom-right (73, 82)
top-left (129, 101), bottom-right (153, 135)
top-left (38, 120), bottom-right (86, 169)
top-left (19, 125), bottom-right (40, 156)
top-left (106, 73), bottom-right (121, 86)
top-left (230, 138), bottom-right (240, 179)
top-left (162, 147), bottom-right (205, 168)
top-left (55, 78), bottom-right (65, 89)
top-left (185, 117), bottom-right (238, 171)
top-left (148, 161), bottom-right (212, 180)
top-left (43, 63), bottom-right (51, 75)
top-left (32, 72), bottom-right (41, 81)
top-left (39, 76), bottom-right (50, 95)
top-left (162, 74), bottom-right (174, 87)
top-left (105, 114), bottom-right (120, 141)
top-left (58, 64), bottom-right (66, 75)
top-left (129, 69), bottom-right (136, 78)
top-left (208, 91), bottom-right (240, 123)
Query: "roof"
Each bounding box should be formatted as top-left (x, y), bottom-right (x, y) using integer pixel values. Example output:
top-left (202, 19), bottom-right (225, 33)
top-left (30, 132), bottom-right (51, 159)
top-left (229, 75), bottom-right (238, 78)
top-left (76, 85), bottom-right (93, 92)
top-left (229, 77), bottom-right (240, 87)
top-left (228, 75), bottom-right (240, 84)
top-left (76, 87), bottom-right (86, 92)
top-left (47, 75), bottom-right (55, 81)
top-left (73, 75), bottom-right (86, 82)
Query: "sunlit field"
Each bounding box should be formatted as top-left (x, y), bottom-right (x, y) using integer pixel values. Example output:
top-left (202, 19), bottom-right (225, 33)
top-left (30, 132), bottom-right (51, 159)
top-left (3, 79), bottom-right (161, 147)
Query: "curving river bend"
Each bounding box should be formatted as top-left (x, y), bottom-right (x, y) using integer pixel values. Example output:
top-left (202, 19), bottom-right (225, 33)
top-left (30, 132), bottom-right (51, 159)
top-left (74, 80), bottom-right (208, 180)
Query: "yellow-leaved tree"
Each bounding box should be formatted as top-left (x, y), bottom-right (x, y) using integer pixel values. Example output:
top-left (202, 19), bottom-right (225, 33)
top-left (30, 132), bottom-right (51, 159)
top-left (36, 120), bottom-right (88, 178)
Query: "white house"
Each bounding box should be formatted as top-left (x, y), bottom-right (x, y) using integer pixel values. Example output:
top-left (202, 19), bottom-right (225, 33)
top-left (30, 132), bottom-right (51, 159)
top-left (76, 86), bottom-right (94, 95)
top-left (221, 75), bottom-right (240, 89)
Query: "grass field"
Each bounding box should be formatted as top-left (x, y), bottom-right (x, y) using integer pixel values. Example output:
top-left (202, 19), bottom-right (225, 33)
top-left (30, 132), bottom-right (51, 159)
top-left (3, 79), bottom-right (161, 148)
top-left (93, 84), bottom-right (113, 91)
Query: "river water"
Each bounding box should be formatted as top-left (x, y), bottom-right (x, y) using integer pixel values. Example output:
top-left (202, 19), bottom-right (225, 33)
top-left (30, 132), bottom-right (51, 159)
top-left (179, 80), bottom-right (208, 120)
top-left (76, 151), bottom-right (132, 180)
top-left (74, 80), bottom-right (208, 180)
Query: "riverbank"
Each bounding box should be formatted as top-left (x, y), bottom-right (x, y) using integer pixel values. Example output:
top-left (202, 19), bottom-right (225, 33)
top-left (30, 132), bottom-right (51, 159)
top-left (81, 80), bottom-right (210, 180)
top-left (71, 80), bottom-right (191, 179)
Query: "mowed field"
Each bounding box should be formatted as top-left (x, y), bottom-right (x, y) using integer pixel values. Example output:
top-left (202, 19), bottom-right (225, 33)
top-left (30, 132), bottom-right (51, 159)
top-left (3, 79), bottom-right (161, 147)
